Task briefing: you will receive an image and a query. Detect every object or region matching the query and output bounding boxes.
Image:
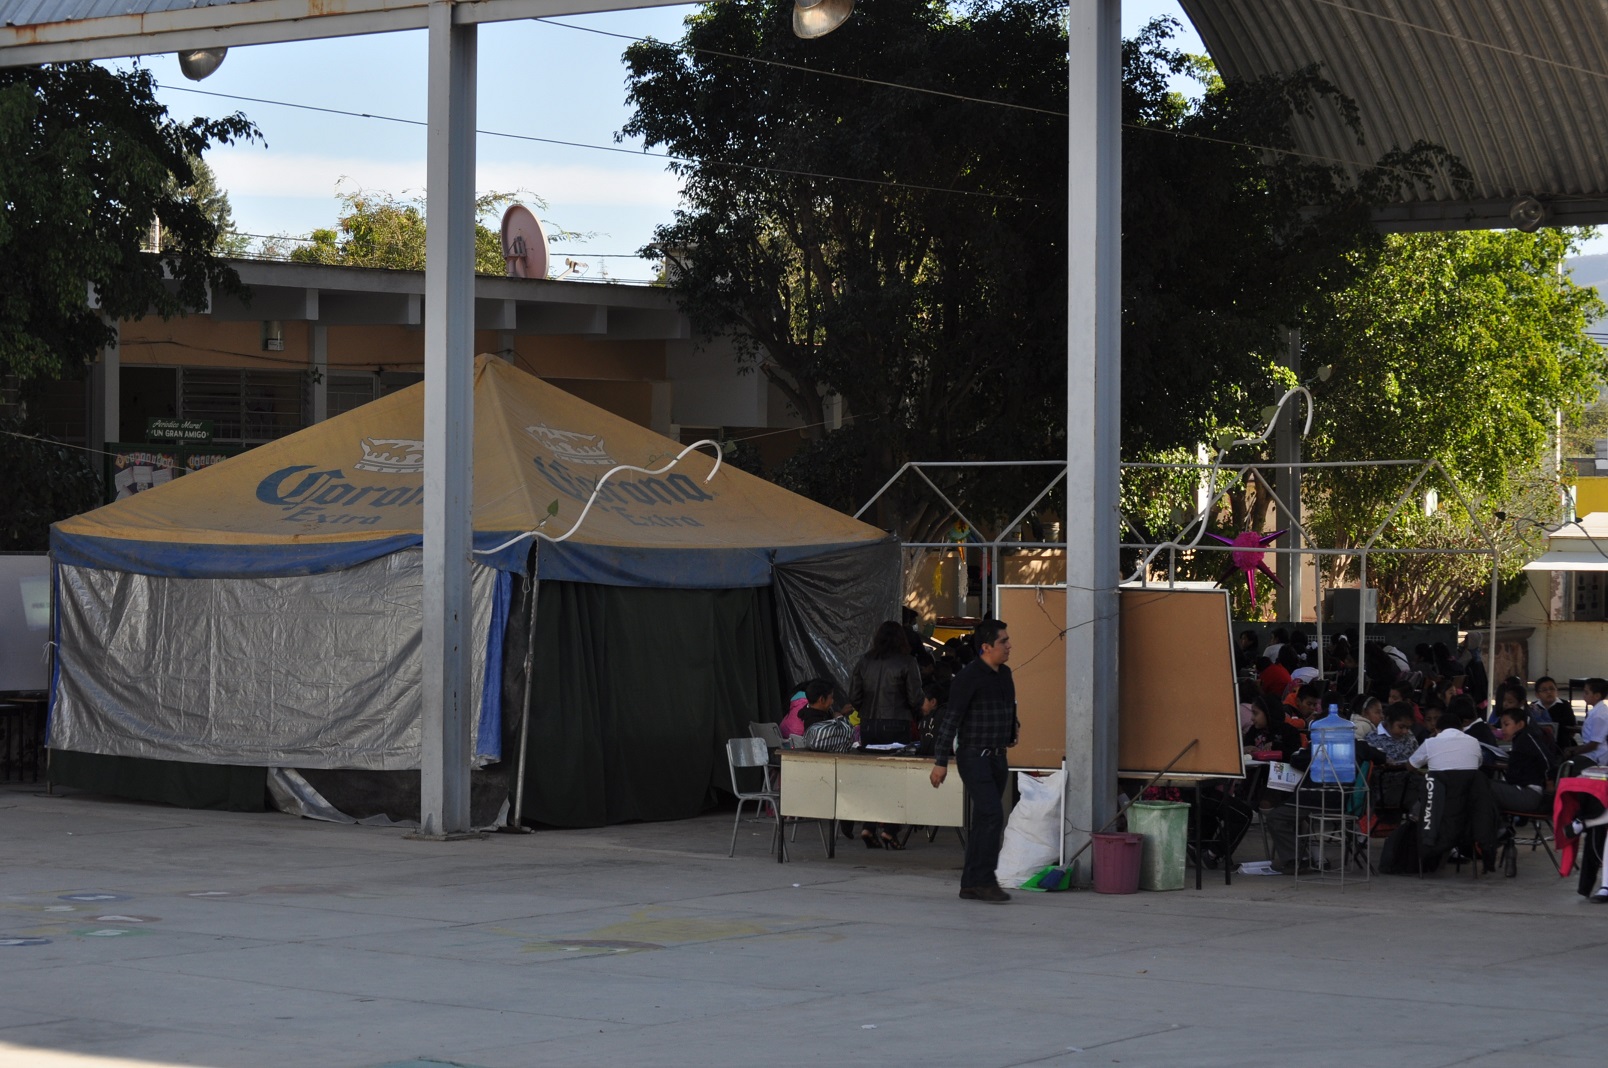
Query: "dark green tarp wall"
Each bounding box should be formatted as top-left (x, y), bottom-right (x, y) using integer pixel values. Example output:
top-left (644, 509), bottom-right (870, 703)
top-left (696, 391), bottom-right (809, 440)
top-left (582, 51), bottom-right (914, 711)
top-left (48, 750), bottom-right (267, 811)
top-left (518, 580), bottom-right (782, 828)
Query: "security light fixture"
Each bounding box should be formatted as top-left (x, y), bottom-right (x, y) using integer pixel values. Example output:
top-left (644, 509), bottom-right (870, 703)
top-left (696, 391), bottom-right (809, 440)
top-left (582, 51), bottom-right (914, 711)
top-left (793, 0), bottom-right (853, 39)
top-left (1509, 196), bottom-right (1548, 233)
top-left (177, 48), bottom-right (228, 81)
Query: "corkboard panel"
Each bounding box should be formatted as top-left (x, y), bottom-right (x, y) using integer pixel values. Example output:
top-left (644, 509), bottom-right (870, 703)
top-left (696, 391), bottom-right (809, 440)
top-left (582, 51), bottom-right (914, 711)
top-left (996, 585), bottom-right (1066, 770)
top-left (1117, 587), bottom-right (1244, 777)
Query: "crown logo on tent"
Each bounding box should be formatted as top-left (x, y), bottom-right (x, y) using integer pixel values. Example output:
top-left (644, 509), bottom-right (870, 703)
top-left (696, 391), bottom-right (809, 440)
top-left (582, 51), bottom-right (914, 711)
top-left (526, 424), bottom-right (614, 466)
top-left (354, 437), bottom-right (425, 474)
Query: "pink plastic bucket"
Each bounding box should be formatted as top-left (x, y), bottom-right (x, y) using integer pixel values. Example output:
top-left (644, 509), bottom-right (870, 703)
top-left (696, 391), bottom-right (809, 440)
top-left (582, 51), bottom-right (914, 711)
top-left (1091, 831), bottom-right (1144, 894)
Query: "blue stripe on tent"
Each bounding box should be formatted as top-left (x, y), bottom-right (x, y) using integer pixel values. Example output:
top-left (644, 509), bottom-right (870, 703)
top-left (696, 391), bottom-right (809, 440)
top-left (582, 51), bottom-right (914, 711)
top-left (476, 570), bottom-right (511, 762)
top-left (50, 530), bottom-right (422, 578)
top-left (537, 542), bottom-right (775, 588)
top-left (50, 530), bottom-right (534, 578)
top-left (46, 562), bottom-right (61, 747)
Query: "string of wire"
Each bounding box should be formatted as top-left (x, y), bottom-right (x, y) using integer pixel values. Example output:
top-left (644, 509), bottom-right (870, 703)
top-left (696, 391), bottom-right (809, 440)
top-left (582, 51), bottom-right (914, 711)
top-left (156, 82), bottom-right (1048, 206)
top-left (531, 16), bottom-right (1068, 117)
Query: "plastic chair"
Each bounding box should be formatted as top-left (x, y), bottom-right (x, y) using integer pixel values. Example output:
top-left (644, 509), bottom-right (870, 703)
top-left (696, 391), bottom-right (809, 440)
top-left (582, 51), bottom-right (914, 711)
top-left (726, 738), bottom-right (785, 860)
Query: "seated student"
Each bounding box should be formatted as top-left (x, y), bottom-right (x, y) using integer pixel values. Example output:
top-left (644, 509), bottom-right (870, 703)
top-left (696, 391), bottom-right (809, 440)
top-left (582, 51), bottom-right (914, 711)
top-left (1486, 681), bottom-right (1528, 727)
top-left (803, 696), bottom-right (855, 752)
top-left (1409, 715), bottom-right (1484, 772)
top-left (1284, 682), bottom-right (1321, 732)
top-left (1263, 627), bottom-right (1290, 664)
top-left (1350, 695), bottom-right (1384, 740)
top-left (1530, 675), bottom-right (1571, 744)
top-left (1362, 703), bottom-right (1420, 766)
top-left (1492, 706), bottom-right (1559, 815)
top-left (794, 678), bottom-right (839, 734)
top-left (1244, 696), bottom-right (1302, 758)
top-left (1448, 693), bottom-right (1500, 748)
top-left (1259, 650), bottom-right (1293, 699)
top-left (1559, 676), bottom-right (1608, 776)
top-left (1417, 699), bottom-right (1444, 742)
top-left (1386, 681), bottom-right (1420, 717)
top-left (779, 687), bottom-right (810, 740)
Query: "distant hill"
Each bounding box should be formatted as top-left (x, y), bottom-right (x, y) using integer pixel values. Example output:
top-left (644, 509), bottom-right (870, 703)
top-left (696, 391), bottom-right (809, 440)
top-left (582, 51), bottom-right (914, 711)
top-left (1568, 253), bottom-right (1608, 292)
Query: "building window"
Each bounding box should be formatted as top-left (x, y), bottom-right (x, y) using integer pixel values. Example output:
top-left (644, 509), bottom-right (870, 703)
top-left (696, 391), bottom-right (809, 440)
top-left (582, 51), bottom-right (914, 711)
top-left (327, 374), bottom-right (378, 419)
top-left (1573, 571), bottom-right (1608, 622)
top-left (179, 368), bottom-right (306, 444)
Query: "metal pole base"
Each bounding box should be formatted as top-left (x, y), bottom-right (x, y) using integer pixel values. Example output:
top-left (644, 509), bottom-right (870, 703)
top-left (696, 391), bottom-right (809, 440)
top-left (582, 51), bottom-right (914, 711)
top-left (403, 830), bottom-right (488, 842)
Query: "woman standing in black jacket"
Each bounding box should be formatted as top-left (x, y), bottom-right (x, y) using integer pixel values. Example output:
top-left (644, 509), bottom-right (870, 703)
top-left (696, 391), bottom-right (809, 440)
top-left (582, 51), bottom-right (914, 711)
top-left (848, 620), bottom-right (933, 848)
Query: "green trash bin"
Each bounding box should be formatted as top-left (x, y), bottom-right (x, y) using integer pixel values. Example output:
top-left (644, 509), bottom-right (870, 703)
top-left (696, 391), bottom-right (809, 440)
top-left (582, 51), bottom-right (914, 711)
top-left (1128, 800), bottom-right (1189, 891)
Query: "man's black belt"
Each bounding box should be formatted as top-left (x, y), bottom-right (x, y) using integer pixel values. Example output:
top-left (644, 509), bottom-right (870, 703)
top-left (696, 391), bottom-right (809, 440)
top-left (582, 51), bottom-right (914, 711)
top-left (957, 746), bottom-right (1004, 757)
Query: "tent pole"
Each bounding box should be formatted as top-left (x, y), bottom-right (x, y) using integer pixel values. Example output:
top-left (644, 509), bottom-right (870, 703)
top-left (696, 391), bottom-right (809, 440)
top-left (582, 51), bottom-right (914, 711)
top-left (510, 556), bottom-right (539, 831)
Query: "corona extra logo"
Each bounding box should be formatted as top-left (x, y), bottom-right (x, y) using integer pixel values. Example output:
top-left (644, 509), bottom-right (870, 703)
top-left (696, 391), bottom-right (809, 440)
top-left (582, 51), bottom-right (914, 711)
top-left (354, 437), bottom-right (424, 474)
top-left (525, 423), bottom-right (613, 466)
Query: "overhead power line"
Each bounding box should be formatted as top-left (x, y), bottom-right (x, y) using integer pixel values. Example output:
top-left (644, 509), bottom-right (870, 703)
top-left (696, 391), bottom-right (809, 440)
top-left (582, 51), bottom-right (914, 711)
top-left (158, 82), bottom-right (1048, 205)
top-left (532, 16), bottom-right (1068, 118)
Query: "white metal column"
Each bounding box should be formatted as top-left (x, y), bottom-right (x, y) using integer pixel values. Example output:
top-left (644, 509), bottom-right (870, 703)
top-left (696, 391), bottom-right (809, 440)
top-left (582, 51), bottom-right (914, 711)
top-left (1064, 0), bottom-right (1121, 874)
top-left (419, 0), bottom-right (477, 837)
top-left (1275, 328), bottom-right (1303, 622)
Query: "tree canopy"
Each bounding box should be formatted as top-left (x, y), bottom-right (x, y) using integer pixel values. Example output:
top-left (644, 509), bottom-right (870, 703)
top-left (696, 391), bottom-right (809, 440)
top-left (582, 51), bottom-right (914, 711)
top-left (288, 187), bottom-right (551, 275)
top-left (623, 0), bottom-right (1068, 532)
top-left (622, 10), bottom-right (1472, 536)
top-left (0, 63), bottom-right (257, 382)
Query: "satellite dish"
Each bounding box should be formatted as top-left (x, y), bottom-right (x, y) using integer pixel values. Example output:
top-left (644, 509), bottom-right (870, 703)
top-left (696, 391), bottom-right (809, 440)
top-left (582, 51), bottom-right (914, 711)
top-left (177, 48), bottom-right (228, 81)
top-left (793, 0), bottom-right (853, 39)
top-left (499, 204), bottom-right (550, 279)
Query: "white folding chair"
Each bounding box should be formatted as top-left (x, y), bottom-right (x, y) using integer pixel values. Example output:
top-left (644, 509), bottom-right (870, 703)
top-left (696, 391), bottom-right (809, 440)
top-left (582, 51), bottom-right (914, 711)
top-left (727, 737), bottom-right (785, 860)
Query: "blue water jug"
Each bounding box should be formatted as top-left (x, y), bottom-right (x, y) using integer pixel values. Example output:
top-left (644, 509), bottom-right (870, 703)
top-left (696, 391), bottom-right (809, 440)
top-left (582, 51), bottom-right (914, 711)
top-left (1310, 704), bottom-right (1355, 784)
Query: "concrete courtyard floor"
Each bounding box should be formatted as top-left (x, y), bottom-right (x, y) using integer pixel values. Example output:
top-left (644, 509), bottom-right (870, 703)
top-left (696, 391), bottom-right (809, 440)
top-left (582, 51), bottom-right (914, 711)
top-left (0, 780), bottom-right (1600, 1068)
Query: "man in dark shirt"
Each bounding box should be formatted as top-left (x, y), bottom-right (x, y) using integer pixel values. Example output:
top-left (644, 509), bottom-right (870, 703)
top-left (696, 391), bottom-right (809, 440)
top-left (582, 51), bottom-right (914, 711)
top-left (930, 620), bottom-right (1018, 903)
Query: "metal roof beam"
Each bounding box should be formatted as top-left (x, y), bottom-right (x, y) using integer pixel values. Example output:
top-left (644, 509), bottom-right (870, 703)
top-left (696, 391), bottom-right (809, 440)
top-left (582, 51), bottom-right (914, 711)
top-left (1373, 198), bottom-right (1608, 233)
top-left (0, 0), bottom-right (685, 67)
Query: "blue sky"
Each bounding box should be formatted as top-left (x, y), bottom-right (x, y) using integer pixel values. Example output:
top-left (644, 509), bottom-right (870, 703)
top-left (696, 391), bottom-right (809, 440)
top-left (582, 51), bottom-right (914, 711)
top-left (126, 1), bottom-right (1204, 278)
top-left (127, 1), bottom-right (1605, 271)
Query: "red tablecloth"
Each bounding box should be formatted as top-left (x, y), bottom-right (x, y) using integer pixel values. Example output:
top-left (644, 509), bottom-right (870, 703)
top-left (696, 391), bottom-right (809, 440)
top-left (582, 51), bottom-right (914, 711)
top-left (1553, 777), bottom-right (1608, 875)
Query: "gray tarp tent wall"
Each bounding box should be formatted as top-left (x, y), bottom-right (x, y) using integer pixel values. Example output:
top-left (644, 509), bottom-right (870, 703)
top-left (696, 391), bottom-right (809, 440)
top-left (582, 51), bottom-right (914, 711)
top-left (47, 357), bottom-right (899, 825)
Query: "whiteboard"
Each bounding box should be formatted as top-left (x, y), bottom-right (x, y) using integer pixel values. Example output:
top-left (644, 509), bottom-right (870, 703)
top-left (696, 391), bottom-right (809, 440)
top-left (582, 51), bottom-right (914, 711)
top-left (0, 553), bottom-right (50, 693)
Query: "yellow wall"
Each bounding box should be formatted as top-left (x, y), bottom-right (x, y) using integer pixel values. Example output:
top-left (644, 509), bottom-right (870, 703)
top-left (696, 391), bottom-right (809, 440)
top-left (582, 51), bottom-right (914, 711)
top-left (1577, 477), bottom-right (1608, 516)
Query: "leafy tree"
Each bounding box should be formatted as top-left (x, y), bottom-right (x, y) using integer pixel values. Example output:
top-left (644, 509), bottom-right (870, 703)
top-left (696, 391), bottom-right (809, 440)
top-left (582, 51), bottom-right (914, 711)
top-left (0, 63), bottom-right (258, 382)
top-left (0, 412), bottom-right (102, 550)
top-left (1123, 229), bottom-right (1605, 624)
top-left (167, 155), bottom-right (250, 257)
top-left (1298, 228), bottom-right (1605, 623)
top-left (622, 10), bottom-right (1464, 538)
top-left (289, 186), bottom-right (556, 275)
top-left (622, 0), bottom-right (1069, 536)
top-left (1119, 20), bottom-right (1467, 459)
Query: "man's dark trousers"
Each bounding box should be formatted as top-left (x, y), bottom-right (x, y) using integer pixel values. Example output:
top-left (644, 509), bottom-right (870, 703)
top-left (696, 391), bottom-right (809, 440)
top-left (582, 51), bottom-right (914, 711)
top-left (956, 750), bottom-right (1009, 888)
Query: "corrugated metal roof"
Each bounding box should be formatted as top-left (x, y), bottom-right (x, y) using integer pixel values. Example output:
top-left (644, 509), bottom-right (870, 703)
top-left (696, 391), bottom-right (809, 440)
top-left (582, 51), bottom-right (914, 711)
top-left (1178, 0), bottom-right (1608, 208)
top-left (0, 0), bottom-right (257, 27)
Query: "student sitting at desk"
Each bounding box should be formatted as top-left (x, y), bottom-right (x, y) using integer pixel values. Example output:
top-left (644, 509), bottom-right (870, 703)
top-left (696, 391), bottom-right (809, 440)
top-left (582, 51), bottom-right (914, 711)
top-left (804, 698), bottom-right (854, 752)
top-left (1409, 717), bottom-right (1483, 772)
top-left (1491, 706), bottom-right (1558, 816)
top-left (1350, 695), bottom-right (1384, 741)
top-left (1361, 703), bottom-right (1419, 766)
top-left (1244, 697), bottom-right (1301, 758)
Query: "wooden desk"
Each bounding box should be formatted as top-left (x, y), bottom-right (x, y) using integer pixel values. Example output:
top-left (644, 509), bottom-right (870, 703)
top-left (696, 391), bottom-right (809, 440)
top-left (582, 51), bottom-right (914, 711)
top-left (779, 749), bottom-right (965, 856)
